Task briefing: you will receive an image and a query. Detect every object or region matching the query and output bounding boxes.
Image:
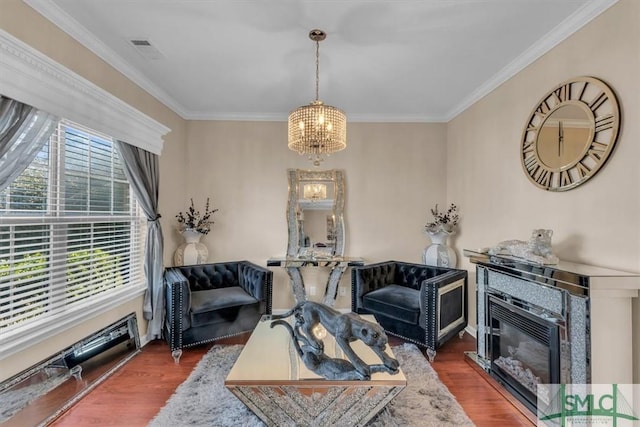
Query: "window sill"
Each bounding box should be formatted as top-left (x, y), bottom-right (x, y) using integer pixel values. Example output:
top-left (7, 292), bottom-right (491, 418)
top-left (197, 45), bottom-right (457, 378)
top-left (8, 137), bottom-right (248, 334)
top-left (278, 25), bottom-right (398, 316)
top-left (0, 284), bottom-right (146, 361)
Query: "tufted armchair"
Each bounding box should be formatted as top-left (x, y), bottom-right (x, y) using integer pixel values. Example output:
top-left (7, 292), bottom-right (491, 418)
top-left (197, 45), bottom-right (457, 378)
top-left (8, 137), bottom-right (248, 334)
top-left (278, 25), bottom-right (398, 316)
top-left (164, 261), bottom-right (272, 362)
top-left (351, 260), bottom-right (467, 361)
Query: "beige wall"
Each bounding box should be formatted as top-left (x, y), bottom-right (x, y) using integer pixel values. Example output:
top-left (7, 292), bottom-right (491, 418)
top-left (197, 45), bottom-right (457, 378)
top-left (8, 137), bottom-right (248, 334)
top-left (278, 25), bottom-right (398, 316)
top-left (0, 0), bottom-right (188, 380)
top-left (446, 0), bottom-right (640, 381)
top-left (182, 121), bottom-right (447, 309)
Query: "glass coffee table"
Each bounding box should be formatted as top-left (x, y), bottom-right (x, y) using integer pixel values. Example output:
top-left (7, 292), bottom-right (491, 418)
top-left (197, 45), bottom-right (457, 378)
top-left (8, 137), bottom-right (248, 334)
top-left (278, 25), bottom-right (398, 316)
top-left (225, 315), bottom-right (406, 426)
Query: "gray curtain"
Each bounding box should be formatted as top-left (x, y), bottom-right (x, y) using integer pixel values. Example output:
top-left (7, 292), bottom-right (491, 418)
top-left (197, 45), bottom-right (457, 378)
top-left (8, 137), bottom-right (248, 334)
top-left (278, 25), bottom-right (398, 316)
top-left (116, 140), bottom-right (164, 339)
top-left (0, 96), bottom-right (59, 191)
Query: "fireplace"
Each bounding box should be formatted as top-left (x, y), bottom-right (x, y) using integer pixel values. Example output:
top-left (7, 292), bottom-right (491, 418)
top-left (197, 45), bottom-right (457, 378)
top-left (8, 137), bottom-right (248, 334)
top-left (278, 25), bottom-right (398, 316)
top-left (487, 296), bottom-right (560, 413)
top-left (465, 249), bottom-right (640, 419)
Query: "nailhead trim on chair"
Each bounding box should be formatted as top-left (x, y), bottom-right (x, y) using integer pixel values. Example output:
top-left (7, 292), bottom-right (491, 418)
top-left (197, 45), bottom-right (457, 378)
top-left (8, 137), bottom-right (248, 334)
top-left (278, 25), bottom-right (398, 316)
top-left (166, 277), bottom-right (184, 353)
top-left (351, 261), bottom-right (466, 356)
top-left (166, 261), bottom-right (274, 355)
top-left (181, 328), bottom-right (258, 348)
top-left (265, 273), bottom-right (273, 314)
top-left (383, 329), bottom-right (427, 349)
top-left (426, 282), bottom-right (436, 350)
top-left (177, 284), bottom-right (183, 350)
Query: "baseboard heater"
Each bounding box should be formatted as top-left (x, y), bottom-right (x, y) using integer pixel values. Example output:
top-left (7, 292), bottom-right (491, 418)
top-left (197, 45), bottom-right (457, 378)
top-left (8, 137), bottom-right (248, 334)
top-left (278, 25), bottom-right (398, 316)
top-left (0, 313), bottom-right (141, 426)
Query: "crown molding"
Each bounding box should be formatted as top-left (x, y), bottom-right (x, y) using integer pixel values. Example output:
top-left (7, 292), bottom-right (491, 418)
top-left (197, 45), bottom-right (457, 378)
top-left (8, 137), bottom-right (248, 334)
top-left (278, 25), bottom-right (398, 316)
top-left (182, 111), bottom-right (289, 122)
top-left (444, 0), bottom-right (620, 121)
top-left (346, 113), bottom-right (446, 123)
top-left (24, 0), bottom-right (190, 119)
top-left (0, 29), bottom-right (170, 154)
top-left (182, 110), bottom-right (446, 123)
top-left (24, 0), bottom-right (619, 124)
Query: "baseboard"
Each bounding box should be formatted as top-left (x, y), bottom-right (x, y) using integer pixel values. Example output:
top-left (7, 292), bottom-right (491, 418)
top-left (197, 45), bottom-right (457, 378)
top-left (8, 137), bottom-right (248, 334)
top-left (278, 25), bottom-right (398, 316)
top-left (464, 325), bottom-right (477, 338)
top-left (140, 333), bottom-right (152, 347)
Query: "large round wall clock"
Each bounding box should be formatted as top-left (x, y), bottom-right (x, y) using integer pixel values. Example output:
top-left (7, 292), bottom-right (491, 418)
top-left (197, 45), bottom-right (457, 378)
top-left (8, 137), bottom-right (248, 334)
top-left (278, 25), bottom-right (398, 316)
top-left (521, 76), bottom-right (620, 191)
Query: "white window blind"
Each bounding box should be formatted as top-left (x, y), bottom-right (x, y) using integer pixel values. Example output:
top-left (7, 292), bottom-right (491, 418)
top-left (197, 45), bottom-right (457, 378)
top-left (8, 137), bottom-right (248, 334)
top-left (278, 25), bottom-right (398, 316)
top-left (0, 120), bottom-right (145, 335)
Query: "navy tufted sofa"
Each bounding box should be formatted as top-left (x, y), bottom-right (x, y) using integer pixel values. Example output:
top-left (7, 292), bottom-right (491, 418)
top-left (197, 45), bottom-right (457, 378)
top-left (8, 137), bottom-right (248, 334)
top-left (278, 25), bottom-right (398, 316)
top-left (164, 261), bottom-right (272, 362)
top-left (351, 260), bottom-right (467, 360)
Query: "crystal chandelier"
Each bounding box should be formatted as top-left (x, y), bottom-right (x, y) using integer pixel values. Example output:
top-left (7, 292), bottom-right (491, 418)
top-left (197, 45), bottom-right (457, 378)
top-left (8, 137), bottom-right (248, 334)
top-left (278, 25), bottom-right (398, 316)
top-left (288, 29), bottom-right (347, 167)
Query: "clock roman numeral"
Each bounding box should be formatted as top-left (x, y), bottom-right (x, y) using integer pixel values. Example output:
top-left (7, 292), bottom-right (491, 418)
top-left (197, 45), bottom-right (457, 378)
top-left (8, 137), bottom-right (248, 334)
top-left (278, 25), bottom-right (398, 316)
top-left (553, 83), bottom-right (571, 103)
top-left (575, 161), bottom-right (592, 179)
top-left (535, 169), bottom-right (551, 187)
top-left (524, 155), bottom-right (539, 173)
top-left (526, 116), bottom-right (541, 132)
top-left (534, 101), bottom-right (551, 119)
top-left (587, 141), bottom-right (608, 161)
top-left (526, 123), bottom-right (539, 132)
top-left (522, 139), bottom-right (536, 154)
top-left (588, 91), bottom-right (608, 112)
top-left (560, 170), bottom-right (573, 187)
top-left (577, 81), bottom-right (588, 101)
top-left (595, 114), bottom-right (615, 132)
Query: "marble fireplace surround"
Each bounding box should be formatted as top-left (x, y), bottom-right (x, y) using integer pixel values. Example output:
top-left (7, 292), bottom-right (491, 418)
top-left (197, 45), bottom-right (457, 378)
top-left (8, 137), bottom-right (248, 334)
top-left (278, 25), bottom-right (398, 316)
top-left (466, 250), bottom-right (640, 391)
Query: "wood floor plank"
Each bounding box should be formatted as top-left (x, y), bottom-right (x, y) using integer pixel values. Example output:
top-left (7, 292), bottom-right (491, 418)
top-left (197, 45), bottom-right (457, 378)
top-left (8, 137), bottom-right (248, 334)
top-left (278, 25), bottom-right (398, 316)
top-left (42, 332), bottom-right (533, 427)
top-left (427, 333), bottom-right (534, 427)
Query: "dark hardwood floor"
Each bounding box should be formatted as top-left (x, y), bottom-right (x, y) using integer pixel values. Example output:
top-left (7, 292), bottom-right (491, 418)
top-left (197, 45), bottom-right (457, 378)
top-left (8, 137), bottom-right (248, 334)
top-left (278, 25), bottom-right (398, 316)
top-left (42, 332), bottom-right (532, 427)
top-left (421, 334), bottom-right (534, 427)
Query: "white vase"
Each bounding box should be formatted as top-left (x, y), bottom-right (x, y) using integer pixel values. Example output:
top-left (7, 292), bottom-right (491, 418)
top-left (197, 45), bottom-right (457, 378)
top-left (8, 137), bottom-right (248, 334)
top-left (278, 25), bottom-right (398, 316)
top-left (174, 228), bottom-right (209, 266)
top-left (422, 229), bottom-right (457, 268)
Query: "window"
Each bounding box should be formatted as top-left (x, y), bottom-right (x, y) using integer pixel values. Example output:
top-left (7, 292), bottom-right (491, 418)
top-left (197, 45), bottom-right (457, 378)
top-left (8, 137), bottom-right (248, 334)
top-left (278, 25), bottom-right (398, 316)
top-left (0, 120), bottom-right (145, 339)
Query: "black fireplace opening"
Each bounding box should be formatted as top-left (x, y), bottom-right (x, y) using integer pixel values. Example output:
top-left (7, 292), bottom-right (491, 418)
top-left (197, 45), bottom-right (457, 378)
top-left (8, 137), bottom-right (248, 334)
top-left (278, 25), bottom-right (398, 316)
top-left (488, 295), bottom-right (560, 413)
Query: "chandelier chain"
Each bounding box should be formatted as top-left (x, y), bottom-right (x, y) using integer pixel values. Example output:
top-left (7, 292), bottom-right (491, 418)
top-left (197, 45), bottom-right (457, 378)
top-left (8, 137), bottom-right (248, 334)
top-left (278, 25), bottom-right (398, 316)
top-left (315, 39), bottom-right (320, 101)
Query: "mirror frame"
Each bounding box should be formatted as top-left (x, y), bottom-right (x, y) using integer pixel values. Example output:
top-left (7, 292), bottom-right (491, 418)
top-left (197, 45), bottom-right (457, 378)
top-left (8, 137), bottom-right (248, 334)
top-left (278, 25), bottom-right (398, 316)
top-left (286, 169), bottom-right (345, 258)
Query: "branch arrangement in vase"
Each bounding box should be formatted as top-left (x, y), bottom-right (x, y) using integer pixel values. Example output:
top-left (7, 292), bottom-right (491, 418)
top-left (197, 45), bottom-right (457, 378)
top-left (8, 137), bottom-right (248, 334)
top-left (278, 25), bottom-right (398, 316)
top-left (176, 198), bottom-right (219, 235)
top-left (424, 203), bottom-right (459, 234)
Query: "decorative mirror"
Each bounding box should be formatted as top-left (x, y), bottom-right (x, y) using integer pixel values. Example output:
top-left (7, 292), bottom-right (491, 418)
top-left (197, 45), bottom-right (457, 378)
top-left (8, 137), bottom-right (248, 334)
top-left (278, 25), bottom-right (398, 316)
top-left (521, 76), bottom-right (620, 191)
top-left (286, 169), bottom-right (345, 259)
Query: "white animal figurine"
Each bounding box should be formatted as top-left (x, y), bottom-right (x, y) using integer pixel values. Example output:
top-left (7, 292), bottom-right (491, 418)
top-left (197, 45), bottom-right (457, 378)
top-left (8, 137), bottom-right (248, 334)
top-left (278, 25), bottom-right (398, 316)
top-left (487, 229), bottom-right (559, 265)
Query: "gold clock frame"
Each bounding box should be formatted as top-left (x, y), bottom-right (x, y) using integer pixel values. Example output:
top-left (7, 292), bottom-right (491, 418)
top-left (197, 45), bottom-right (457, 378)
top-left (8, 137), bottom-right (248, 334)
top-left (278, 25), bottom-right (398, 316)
top-left (521, 76), bottom-right (620, 191)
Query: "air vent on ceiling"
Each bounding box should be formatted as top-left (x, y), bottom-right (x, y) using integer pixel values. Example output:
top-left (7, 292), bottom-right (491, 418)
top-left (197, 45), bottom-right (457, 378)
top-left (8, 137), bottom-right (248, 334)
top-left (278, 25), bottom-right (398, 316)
top-left (129, 38), bottom-right (164, 60)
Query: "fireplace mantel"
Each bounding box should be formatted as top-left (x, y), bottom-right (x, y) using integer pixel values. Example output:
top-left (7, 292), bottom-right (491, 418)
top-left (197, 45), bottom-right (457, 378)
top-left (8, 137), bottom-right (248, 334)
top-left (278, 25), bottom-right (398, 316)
top-left (465, 249), bottom-right (640, 411)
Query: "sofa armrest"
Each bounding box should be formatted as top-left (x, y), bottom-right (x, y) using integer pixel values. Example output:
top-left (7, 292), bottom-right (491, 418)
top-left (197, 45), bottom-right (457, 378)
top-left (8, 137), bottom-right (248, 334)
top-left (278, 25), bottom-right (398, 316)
top-left (165, 267), bottom-right (192, 332)
top-left (419, 269), bottom-right (468, 336)
top-left (419, 269), bottom-right (467, 294)
top-left (238, 261), bottom-right (273, 313)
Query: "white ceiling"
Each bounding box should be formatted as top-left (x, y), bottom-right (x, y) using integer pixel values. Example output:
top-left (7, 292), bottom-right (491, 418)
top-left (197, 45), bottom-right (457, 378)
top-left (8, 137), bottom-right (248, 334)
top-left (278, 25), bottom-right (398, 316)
top-left (24, 0), bottom-right (618, 122)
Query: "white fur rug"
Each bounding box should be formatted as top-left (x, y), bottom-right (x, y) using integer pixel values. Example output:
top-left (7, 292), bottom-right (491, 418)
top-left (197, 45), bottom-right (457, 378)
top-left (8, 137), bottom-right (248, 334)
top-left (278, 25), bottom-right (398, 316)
top-left (149, 343), bottom-right (475, 427)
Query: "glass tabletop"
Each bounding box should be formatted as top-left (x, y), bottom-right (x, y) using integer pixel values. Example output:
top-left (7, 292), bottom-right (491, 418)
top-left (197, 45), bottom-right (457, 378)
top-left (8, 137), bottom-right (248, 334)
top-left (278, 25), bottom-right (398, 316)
top-left (225, 315), bottom-right (406, 386)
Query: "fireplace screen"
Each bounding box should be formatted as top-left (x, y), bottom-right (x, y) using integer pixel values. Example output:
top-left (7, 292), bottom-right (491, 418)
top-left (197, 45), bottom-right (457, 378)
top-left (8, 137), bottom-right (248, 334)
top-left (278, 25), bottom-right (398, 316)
top-left (488, 296), bottom-right (560, 411)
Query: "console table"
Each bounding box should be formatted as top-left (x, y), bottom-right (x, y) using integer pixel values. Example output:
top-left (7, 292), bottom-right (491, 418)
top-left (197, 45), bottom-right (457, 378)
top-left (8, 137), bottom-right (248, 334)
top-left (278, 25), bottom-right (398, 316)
top-left (465, 249), bottom-right (640, 386)
top-left (267, 257), bottom-right (364, 306)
